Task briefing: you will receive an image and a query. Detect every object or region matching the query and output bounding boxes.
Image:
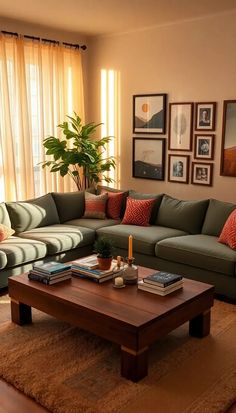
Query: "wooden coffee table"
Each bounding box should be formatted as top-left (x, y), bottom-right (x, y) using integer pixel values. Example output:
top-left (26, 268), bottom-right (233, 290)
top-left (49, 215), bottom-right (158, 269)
top-left (8, 266), bottom-right (214, 382)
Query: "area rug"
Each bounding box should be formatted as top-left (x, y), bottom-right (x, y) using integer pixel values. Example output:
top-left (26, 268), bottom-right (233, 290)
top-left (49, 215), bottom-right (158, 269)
top-left (0, 295), bottom-right (235, 413)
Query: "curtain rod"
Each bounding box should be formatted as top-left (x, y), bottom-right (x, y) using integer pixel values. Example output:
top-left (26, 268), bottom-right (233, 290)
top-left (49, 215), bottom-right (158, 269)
top-left (1, 30), bottom-right (87, 50)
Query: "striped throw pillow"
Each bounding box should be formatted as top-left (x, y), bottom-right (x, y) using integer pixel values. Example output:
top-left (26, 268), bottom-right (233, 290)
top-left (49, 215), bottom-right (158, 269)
top-left (83, 192), bottom-right (108, 219)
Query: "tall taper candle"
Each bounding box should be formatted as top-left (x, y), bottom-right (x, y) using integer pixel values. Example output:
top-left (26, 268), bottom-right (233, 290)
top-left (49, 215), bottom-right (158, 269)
top-left (128, 235), bottom-right (133, 259)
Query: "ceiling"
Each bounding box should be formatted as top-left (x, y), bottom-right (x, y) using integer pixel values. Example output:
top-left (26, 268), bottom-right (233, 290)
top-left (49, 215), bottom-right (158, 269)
top-left (0, 0), bottom-right (236, 37)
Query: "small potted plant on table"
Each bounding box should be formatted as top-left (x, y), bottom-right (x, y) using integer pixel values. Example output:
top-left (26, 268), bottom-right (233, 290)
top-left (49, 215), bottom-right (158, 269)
top-left (94, 237), bottom-right (114, 270)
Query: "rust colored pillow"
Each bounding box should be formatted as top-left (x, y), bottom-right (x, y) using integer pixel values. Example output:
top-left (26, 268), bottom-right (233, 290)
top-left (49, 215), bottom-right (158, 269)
top-left (122, 197), bottom-right (156, 226)
top-left (0, 224), bottom-right (15, 241)
top-left (83, 192), bottom-right (108, 219)
top-left (218, 210), bottom-right (236, 250)
top-left (101, 190), bottom-right (124, 220)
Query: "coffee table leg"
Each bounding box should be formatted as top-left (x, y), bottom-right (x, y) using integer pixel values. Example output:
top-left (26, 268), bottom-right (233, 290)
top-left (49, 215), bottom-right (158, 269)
top-left (121, 345), bottom-right (148, 382)
top-left (189, 309), bottom-right (211, 338)
top-left (11, 299), bottom-right (32, 325)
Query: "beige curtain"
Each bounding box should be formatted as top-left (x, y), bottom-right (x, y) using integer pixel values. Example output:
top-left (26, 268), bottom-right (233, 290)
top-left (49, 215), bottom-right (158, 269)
top-left (0, 35), bottom-right (85, 202)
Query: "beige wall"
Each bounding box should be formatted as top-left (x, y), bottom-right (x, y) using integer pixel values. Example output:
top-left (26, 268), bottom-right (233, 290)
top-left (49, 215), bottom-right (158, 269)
top-left (87, 10), bottom-right (236, 202)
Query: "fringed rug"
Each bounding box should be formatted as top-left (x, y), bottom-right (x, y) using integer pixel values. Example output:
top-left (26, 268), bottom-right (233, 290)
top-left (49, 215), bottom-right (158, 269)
top-left (0, 295), bottom-right (235, 413)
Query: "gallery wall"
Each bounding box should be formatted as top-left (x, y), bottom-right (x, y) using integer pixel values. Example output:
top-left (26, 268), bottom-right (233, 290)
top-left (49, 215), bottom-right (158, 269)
top-left (87, 9), bottom-right (236, 202)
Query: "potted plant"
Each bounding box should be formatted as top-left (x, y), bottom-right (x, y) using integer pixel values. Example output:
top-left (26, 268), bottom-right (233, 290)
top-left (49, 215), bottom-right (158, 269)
top-left (41, 112), bottom-right (116, 191)
top-left (94, 237), bottom-right (114, 270)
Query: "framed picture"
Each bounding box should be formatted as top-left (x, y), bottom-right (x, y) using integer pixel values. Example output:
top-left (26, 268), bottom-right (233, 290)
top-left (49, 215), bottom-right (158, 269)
top-left (195, 102), bottom-right (216, 131)
top-left (168, 102), bottom-right (193, 151)
top-left (220, 100), bottom-right (236, 176)
top-left (133, 138), bottom-right (165, 180)
top-left (191, 162), bottom-right (213, 186)
top-left (194, 134), bottom-right (215, 160)
top-left (168, 154), bottom-right (190, 184)
top-left (133, 94), bottom-right (167, 134)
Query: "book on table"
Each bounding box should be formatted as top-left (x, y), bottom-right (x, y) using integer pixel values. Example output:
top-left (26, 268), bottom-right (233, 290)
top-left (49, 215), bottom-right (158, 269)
top-left (71, 262), bottom-right (118, 279)
top-left (138, 280), bottom-right (183, 296)
top-left (71, 255), bottom-right (99, 270)
top-left (143, 272), bottom-right (182, 287)
top-left (33, 261), bottom-right (71, 274)
top-left (28, 272), bottom-right (71, 285)
top-left (29, 269), bottom-right (71, 280)
top-left (73, 271), bottom-right (113, 283)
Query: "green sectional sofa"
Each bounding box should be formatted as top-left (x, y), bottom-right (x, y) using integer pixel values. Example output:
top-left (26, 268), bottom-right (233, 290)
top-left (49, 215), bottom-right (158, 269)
top-left (0, 188), bottom-right (235, 301)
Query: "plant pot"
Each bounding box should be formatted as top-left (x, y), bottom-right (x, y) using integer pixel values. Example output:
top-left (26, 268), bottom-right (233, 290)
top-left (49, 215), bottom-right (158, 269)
top-left (97, 256), bottom-right (113, 271)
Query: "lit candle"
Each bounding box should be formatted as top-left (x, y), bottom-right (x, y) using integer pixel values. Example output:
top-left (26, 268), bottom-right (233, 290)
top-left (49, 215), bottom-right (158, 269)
top-left (115, 277), bottom-right (124, 287)
top-left (128, 235), bottom-right (133, 259)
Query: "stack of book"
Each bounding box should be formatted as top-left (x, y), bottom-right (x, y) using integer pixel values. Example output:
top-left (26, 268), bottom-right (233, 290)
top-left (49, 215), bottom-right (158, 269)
top-left (138, 272), bottom-right (183, 296)
top-left (71, 255), bottom-right (117, 283)
top-left (28, 261), bottom-right (72, 285)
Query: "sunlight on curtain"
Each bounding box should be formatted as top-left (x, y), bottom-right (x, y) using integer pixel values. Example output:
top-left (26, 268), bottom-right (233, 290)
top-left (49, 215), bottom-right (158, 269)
top-left (100, 69), bottom-right (120, 188)
top-left (0, 35), bottom-right (84, 201)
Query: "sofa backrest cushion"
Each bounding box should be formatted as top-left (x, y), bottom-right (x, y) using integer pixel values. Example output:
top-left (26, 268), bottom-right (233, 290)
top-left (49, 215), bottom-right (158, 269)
top-left (6, 193), bottom-right (60, 233)
top-left (52, 191), bottom-right (85, 223)
top-left (0, 202), bottom-right (11, 227)
top-left (129, 191), bottom-right (163, 224)
top-left (202, 198), bottom-right (236, 236)
top-left (156, 195), bottom-right (209, 234)
top-left (97, 185), bottom-right (129, 217)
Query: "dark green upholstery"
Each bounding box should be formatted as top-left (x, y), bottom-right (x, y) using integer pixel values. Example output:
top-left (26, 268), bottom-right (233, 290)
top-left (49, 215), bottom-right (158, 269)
top-left (52, 191), bottom-right (85, 223)
top-left (201, 198), bottom-right (236, 236)
top-left (18, 224), bottom-right (95, 255)
top-left (156, 195), bottom-right (209, 234)
top-left (0, 203), bottom-right (11, 227)
top-left (0, 236), bottom-right (47, 267)
top-left (64, 218), bottom-right (121, 230)
top-left (97, 224), bottom-right (187, 256)
top-left (129, 191), bottom-right (163, 224)
top-left (156, 234), bottom-right (236, 276)
top-left (6, 194), bottom-right (60, 233)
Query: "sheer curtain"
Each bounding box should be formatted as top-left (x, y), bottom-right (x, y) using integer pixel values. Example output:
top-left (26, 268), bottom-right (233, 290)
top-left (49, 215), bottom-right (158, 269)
top-left (0, 34), bottom-right (85, 201)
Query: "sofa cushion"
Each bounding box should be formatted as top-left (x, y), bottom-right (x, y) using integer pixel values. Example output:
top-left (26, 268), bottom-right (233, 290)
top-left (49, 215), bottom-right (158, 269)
top-left (100, 190), bottom-right (124, 220)
top-left (129, 191), bottom-right (163, 224)
top-left (97, 185), bottom-right (129, 217)
top-left (6, 194), bottom-right (60, 233)
top-left (83, 192), bottom-right (108, 219)
top-left (218, 210), bottom-right (236, 250)
top-left (122, 197), bottom-right (156, 226)
top-left (18, 225), bottom-right (95, 255)
top-left (156, 234), bottom-right (236, 276)
top-left (0, 236), bottom-right (47, 267)
top-left (97, 225), bottom-right (187, 256)
top-left (0, 203), bottom-right (11, 227)
top-left (156, 195), bottom-right (209, 234)
top-left (52, 191), bottom-right (85, 223)
top-left (0, 250), bottom-right (7, 269)
top-left (64, 218), bottom-right (120, 231)
top-left (202, 199), bottom-right (236, 237)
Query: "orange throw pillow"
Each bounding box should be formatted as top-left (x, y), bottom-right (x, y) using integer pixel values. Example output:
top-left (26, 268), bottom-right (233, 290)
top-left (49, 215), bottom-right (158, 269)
top-left (122, 197), bottom-right (156, 226)
top-left (218, 209), bottom-right (236, 250)
top-left (83, 192), bottom-right (108, 219)
top-left (0, 224), bottom-right (15, 241)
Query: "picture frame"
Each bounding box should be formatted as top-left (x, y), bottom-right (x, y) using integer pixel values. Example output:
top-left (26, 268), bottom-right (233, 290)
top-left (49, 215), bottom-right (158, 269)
top-left (133, 94), bottom-right (167, 134)
top-left (194, 134), bottom-right (215, 160)
top-left (191, 162), bottom-right (213, 186)
top-left (195, 102), bottom-right (216, 131)
top-left (168, 154), bottom-right (190, 184)
top-left (168, 102), bottom-right (193, 151)
top-left (220, 100), bottom-right (236, 176)
top-left (133, 138), bottom-right (165, 180)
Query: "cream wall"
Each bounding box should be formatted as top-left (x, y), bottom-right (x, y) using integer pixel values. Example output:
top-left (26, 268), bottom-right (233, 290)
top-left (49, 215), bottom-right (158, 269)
top-left (87, 10), bottom-right (236, 202)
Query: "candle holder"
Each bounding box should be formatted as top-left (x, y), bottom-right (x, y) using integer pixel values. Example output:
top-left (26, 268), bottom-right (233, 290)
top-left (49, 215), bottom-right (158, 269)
top-left (122, 257), bottom-right (138, 285)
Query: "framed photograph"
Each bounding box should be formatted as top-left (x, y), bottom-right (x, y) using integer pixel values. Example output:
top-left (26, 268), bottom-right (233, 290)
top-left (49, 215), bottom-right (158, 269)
top-left (168, 102), bottom-right (193, 151)
top-left (133, 94), bottom-right (167, 134)
top-left (191, 162), bottom-right (213, 186)
top-left (133, 138), bottom-right (165, 180)
top-left (220, 100), bottom-right (236, 176)
top-left (168, 154), bottom-right (190, 184)
top-left (194, 134), bottom-right (215, 160)
top-left (195, 102), bottom-right (216, 131)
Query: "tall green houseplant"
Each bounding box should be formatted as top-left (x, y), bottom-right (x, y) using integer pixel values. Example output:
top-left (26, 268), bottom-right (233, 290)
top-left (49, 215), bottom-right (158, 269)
top-left (41, 112), bottom-right (116, 191)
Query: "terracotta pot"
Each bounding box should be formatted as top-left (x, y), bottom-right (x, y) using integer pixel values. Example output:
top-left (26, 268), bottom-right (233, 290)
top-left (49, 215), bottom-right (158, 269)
top-left (97, 256), bottom-right (113, 271)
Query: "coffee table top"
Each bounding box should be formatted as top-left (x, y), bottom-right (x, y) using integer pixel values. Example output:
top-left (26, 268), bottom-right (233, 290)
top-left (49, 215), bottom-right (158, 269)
top-left (9, 265), bottom-right (214, 328)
